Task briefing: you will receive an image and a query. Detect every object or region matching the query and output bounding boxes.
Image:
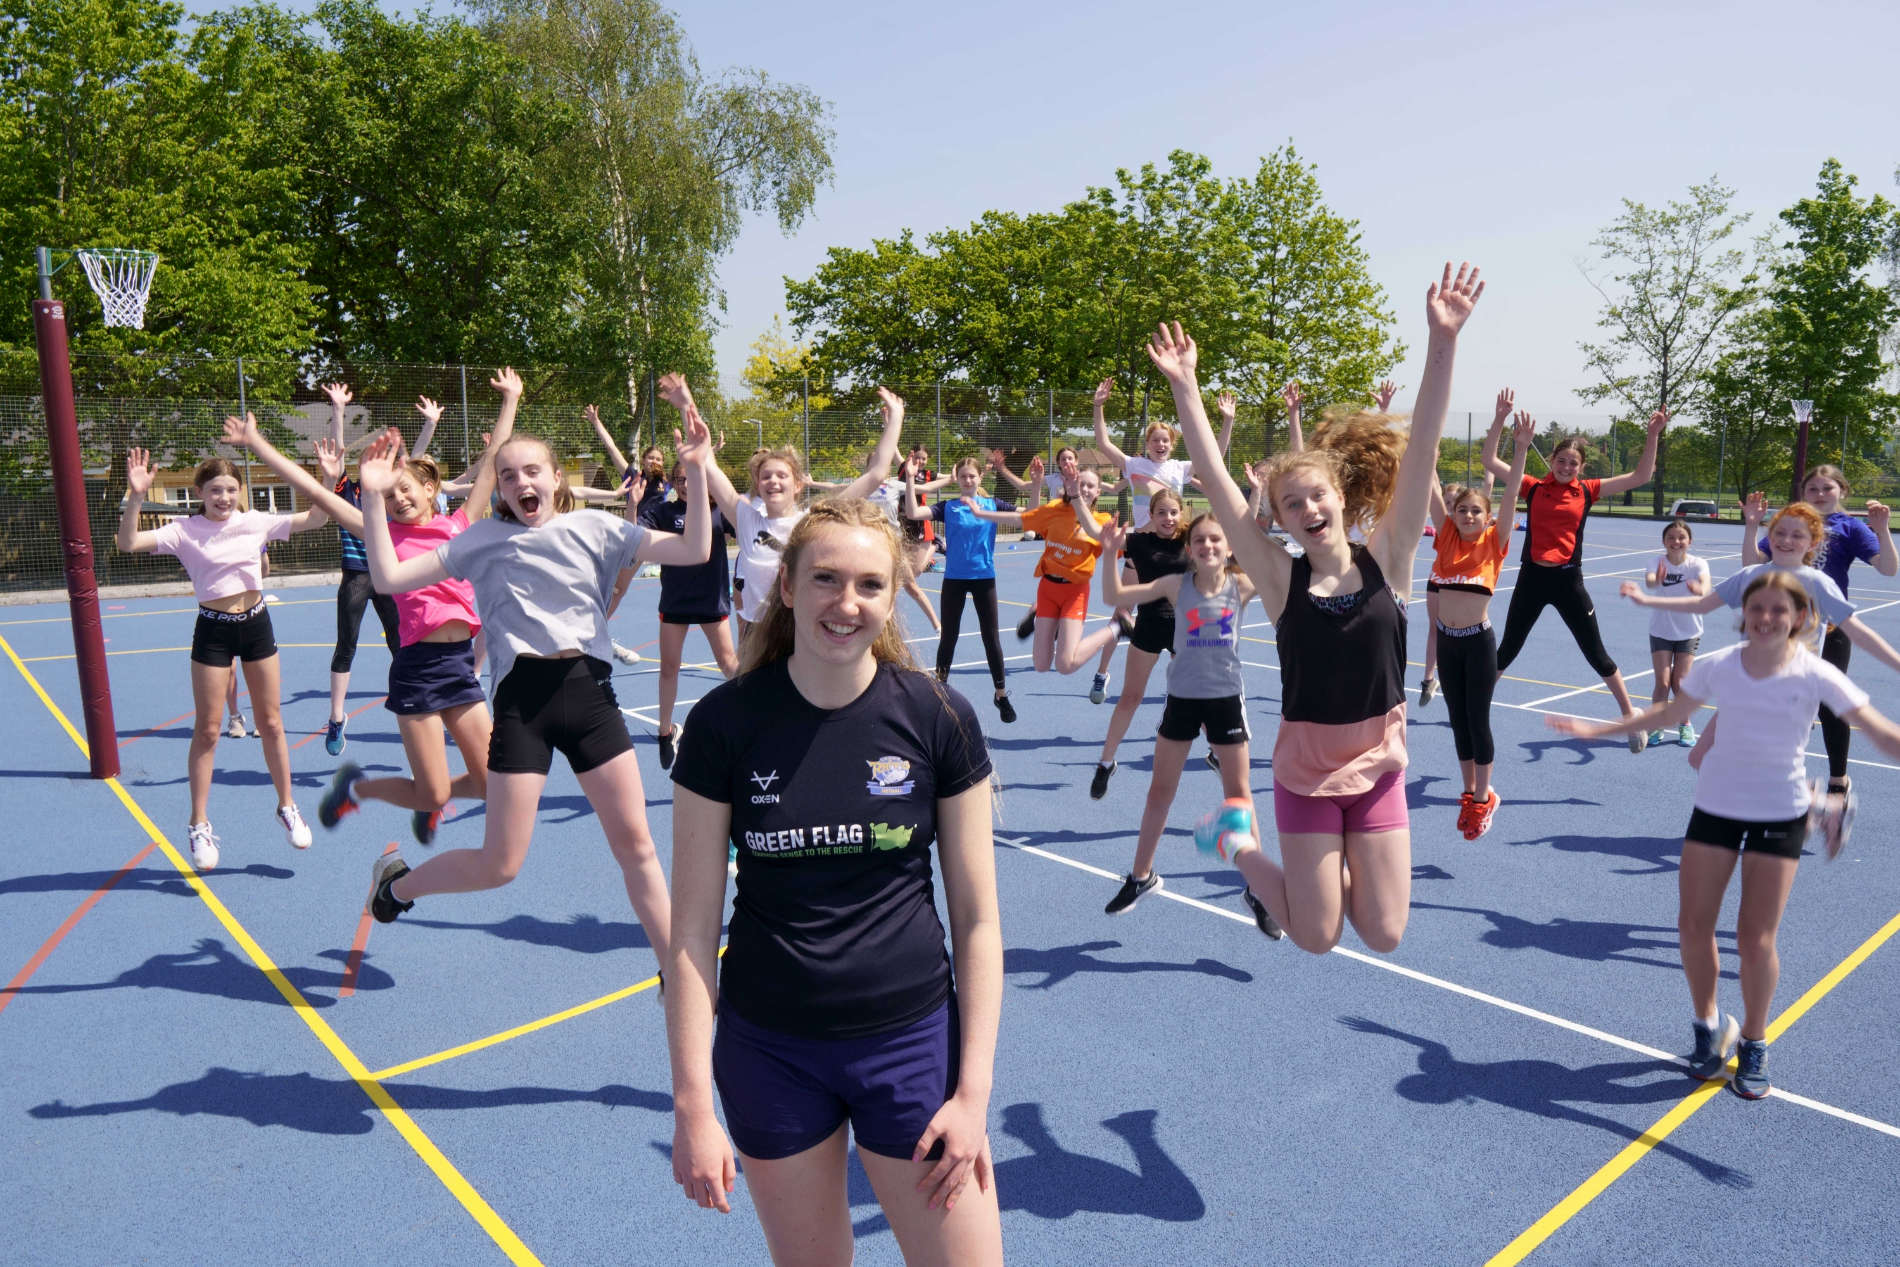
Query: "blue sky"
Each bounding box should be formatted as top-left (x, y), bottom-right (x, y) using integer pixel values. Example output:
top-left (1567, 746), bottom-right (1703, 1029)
top-left (187, 0), bottom-right (1900, 427)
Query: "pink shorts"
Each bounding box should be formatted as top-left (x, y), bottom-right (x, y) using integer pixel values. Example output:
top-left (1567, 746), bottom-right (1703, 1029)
top-left (1273, 768), bottom-right (1409, 836)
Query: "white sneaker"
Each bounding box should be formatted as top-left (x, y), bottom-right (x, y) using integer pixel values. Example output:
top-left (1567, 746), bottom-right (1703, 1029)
top-left (278, 804), bottom-right (313, 850)
top-left (225, 714), bottom-right (249, 739)
top-left (612, 641), bottom-right (642, 665)
top-left (187, 821), bottom-right (220, 870)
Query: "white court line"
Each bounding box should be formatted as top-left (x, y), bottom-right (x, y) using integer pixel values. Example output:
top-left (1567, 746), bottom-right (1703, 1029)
top-left (997, 835), bottom-right (1900, 1139)
top-left (1522, 670), bottom-right (1654, 708)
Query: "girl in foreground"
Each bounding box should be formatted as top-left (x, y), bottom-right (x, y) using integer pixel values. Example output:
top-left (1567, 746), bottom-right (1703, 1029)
top-left (1550, 571), bottom-right (1900, 1098)
top-left (666, 500), bottom-right (1003, 1265)
top-left (1155, 262), bottom-right (1485, 955)
top-left (116, 450), bottom-right (331, 867)
top-left (1094, 513), bottom-right (1264, 929)
top-left (356, 377), bottom-right (713, 959)
top-left (1427, 408), bottom-right (1534, 839)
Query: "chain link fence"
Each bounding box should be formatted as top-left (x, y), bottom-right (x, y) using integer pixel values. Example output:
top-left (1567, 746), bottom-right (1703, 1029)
top-left (4, 350), bottom-right (1889, 595)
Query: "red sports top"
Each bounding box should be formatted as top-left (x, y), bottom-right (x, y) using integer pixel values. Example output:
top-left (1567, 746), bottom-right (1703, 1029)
top-left (1518, 473), bottom-right (1600, 566)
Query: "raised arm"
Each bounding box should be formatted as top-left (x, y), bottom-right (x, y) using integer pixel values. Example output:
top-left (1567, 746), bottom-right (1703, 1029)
top-left (1740, 491), bottom-right (1767, 564)
top-left (1374, 379), bottom-right (1401, 413)
top-left (836, 388), bottom-right (906, 502)
top-left (224, 413), bottom-right (363, 534)
top-left (586, 404), bottom-right (630, 478)
top-left (461, 368), bottom-right (522, 517)
top-left (1281, 381), bottom-right (1304, 454)
top-left (1427, 470), bottom-right (1448, 526)
top-left (961, 496), bottom-right (1021, 528)
top-left (1214, 390), bottom-right (1237, 457)
top-left (412, 396), bottom-right (442, 461)
top-left (1598, 409), bottom-right (1668, 497)
top-left (1244, 460), bottom-right (1268, 522)
top-left (901, 459), bottom-right (933, 521)
top-left (1148, 324), bottom-right (1289, 599)
top-left (1497, 410), bottom-right (1535, 535)
top-left (666, 784), bottom-right (738, 1214)
top-left (115, 448), bottom-right (163, 552)
top-left (1619, 578), bottom-right (1725, 613)
top-left (639, 375), bottom-right (713, 568)
top-left (359, 433), bottom-right (452, 595)
top-left (1091, 378), bottom-right (1130, 469)
top-left (1479, 388), bottom-right (1514, 481)
top-left (1370, 263), bottom-right (1487, 589)
top-left (988, 449), bottom-right (1030, 492)
top-left (1868, 501), bottom-right (1898, 576)
top-left (1095, 520), bottom-right (1172, 607)
top-left (323, 381), bottom-right (351, 450)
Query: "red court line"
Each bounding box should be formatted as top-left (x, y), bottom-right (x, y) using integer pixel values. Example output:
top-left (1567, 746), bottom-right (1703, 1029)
top-left (118, 710), bottom-right (195, 749)
top-left (338, 842), bottom-right (401, 999)
top-left (290, 696), bottom-right (387, 751)
top-left (0, 841), bottom-right (159, 1018)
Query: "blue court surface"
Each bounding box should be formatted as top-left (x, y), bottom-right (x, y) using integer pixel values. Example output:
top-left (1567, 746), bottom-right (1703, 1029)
top-left (4, 513), bottom-right (1899, 1264)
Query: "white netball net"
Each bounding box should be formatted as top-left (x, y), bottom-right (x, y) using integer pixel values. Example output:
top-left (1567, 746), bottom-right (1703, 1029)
top-left (76, 248), bottom-right (160, 329)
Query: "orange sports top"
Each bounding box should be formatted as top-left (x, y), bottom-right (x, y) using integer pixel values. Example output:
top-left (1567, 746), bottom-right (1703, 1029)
top-left (1020, 500), bottom-right (1109, 583)
top-left (1428, 517), bottom-right (1508, 594)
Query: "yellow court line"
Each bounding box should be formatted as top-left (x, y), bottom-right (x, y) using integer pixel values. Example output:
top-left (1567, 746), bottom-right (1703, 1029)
top-left (371, 945), bottom-right (726, 1081)
top-left (1487, 908), bottom-right (1900, 1266)
top-left (0, 635), bottom-right (542, 1267)
top-left (0, 597), bottom-right (332, 627)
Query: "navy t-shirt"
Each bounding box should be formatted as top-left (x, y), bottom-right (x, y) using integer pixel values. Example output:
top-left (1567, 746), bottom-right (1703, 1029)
top-left (1124, 531), bottom-right (1189, 621)
top-left (671, 659), bottom-right (992, 1039)
top-left (334, 477), bottom-right (369, 571)
top-left (639, 498), bottom-right (734, 618)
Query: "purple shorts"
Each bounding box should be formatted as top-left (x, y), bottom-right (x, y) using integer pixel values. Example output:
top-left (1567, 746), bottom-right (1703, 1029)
top-left (712, 1000), bottom-right (958, 1162)
top-left (1273, 767), bottom-right (1409, 836)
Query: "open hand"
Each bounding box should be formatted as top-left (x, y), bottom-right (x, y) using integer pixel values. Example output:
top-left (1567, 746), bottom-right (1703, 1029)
top-left (1425, 262), bottom-right (1484, 337)
top-left (675, 399), bottom-right (714, 467)
top-left (876, 385), bottom-right (905, 429)
top-left (1513, 410), bottom-right (1536, 449)
top-left (1216, 390), bottom-right (1237, 424)
top-left (490, 367), bottom-right (523, 400)
top-left (1374, 379), bottom-right (1401, 412)
top-left (1099, 517), bottom-right (1128, 556)
top-left (219, 412), bottom-right (259, 450)
top-left (1145, 322), bottom-right (1198, 381)
top-left (912, 1094), bottom-right (993, 1212)
top-left (1281, 380), bottom-right (1302, 418)
top-left (359, 428), bottom-right (405, 495)
top-left (126, 447), bottom-right (156, 495)
top-left (416, 396), bottom-right (444, 425)
top-left (1493, 387), bottom-right (1515, 425)
top-left (1092, 377), bottom-right (1115, 410)
top-left (1742, 490), bottom-right (1767, 523)
top-left (315, 437), bottom-right (346, 485)
top-left (321, 382), bottom-right (352, 410)
top-left (657, 373), bottom-right (694, 414)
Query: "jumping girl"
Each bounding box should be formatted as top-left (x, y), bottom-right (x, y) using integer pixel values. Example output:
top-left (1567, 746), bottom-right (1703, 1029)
top-left (1741, 470), bottom-right (1897, 800)
top-left (640, 453), bottom-right (740, 770)
top-left (665, 498), bottom-right (1003, 1265)
top-left (230, 399), bottom-right (506, 848)
top-left (1094, 513), bottom-right (1264, 928)
top-left (1481, 400), bottom-right (1666, 749)
top-left (703, 390), bottom-right (906, 647)
top-left (354, 375), bottom-right (714, 963)
top-left (1641, 519), bottom-right (1710, 750)
top-left (318, 381), bottom-right (403, 757)
top-left (1086, 488), bottom-right (1189, 799)
top-left (867, 453), bottom-right (943, 635)
top-left (1427, 408), bottom-right (1534, 840)
top-left (961, 469), bottom-right (1130, 680)
top-left (1550, 570), bottom-right (1900, 1099)
top-left (905, 454), bottom-right (1016, 723)
top-left (116, 448), bottom-right (331, 868)
top-left (1417, 383), bottom-right (1496, 705)
top-left (1151, 261), bottom-right (1486, 956)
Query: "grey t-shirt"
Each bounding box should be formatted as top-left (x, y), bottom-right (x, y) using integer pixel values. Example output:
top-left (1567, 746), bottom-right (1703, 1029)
top-left (437, 511), bottom-right (647, 688)
top-left (1712, 563), bottom-right (1852, 654)
top-left (1168, 572), bottom-right (1246, 700)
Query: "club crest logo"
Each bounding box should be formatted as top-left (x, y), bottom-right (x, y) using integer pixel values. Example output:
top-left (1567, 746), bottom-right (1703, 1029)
top-left (866, 756), bottom-right (914, 797)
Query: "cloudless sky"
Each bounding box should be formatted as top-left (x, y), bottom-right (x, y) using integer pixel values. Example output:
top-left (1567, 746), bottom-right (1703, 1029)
top-left (184, 0), bottom-right (1900, 428)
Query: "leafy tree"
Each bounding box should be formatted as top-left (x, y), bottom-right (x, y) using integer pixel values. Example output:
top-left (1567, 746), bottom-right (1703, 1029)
top-left (1698, 308), bottom-right (1796, 503)
top-left (1578, 178), bottom-right (1753, 513)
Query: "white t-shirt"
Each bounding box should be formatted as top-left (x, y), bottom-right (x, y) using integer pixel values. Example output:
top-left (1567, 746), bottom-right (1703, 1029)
top-left (437, 511), bottom-right (646, 689)
top-left (733, 498), bottom-right (802, 622)
top-left (1644, 552), bottom-right (1710, 641)
top-left (1681, 643), bottom-right (1868, 820)
top-left (1123, 455), bottom-right (1194, 527)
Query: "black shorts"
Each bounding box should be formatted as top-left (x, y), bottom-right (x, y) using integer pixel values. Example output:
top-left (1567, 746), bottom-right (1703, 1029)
top-left (661, 610), bottom-right (726, 626)
top-left (190, 602), bottom-right (276, 667)
top-left (488, 656), bottom-right (632, 776)
top-left (1130, 609), bottom-right (1175, 656)
top-left (1685, 808), bottom-right (1806, 861)
top-left (386, 639), bottom-right (487, 716)
top-left (1649, 635), bottom-right (1701, 655)
top-left (1157, 694), bottom-right (1249, 744)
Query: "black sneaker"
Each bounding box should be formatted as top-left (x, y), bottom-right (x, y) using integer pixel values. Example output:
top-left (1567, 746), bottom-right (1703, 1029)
top-left (1113, 613), bottom-right (1137, 641)
top-left (658, 729), bottom-right (676, 771)
top-left (995, 693), bottom-right (1017, 724)
top-left (1730, 1037), bottom-right (1770, 1099)
top-left (412, 808), bottom-right (442, 846)
top-left (1089, 761), bottom-right (1115, 800)
top-left (1104, 871), bottom-right (1161, 915)
top-left (1205, 750), bottom-right (1220, 771)
top-left (318, 760), bottom-right (364, 829)
top-left (367, 854), bottom-right (413, 924)
top-left (1242, 888), bottom-right (1285, 940)
top-left (1015, 610), bottom-right (1036, 640)
top-left (1687, 1013), bottom-right (1739, 1080)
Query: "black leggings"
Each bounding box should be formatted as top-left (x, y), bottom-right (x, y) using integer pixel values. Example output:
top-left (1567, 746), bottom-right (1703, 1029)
top-left (1820, 625), bottom-right (1852, 781)
top-left (1438, 623), bottom-right (1498, 765)
top-left (1494, 563), bottom-right (1618, 679)
top-left (937, 576), bottom-right (1006, 689)
top-left (332, 568), bottom-right (401, 673)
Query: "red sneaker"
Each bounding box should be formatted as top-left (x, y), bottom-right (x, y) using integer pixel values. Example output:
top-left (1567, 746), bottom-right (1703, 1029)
top-left (1466, 790), bottom-right (1500, 840)
top-left (1455, 792), bottom-right (1478, 838)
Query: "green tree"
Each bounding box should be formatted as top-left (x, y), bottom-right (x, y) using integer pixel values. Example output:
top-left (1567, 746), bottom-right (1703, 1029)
top-left (1698, 308), bottom-right (1796, 503)
top-left (1578, 178), bottom-right (1753, 513)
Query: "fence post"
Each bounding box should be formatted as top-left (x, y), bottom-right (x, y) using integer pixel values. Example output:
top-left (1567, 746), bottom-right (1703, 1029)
top-left (236, 356), bottom-right (252, 506)
top-left (1046, 387), bottom-right (1054, 471)
top-left (802, 376), bottom-right (810, 458)
top-left (934, 381), bottom-right (941, 462)
top-left (461, 365), bottom-right (471, 466)
top-left (1465, 411), bottom-right (1472, 486)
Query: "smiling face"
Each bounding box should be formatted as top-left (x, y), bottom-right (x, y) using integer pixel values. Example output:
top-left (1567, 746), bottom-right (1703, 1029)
top-left (1187, 516), bottom-right (1229, 572)
top-left (1741, 582), bottom-right (1806, 647)
top-left (954, 459), bottom-right (982, 497)
top-left (1074, 469), bottom-right (1102, 507)
top-left (1054, 448), bottom-right (1079, 480)
top-left (382, 468), bottom-right (438, 525)
top-left (781, 522), bottom-right (896, 669)
top-left (753, 456), bottom-right (800, 513)
top-left (1801, 472), bottom-right (1844, 515)
top-left (1272, 464), bottom-right (1344, 550)
top-left (1147, 496), bottom-right (1183, 538)
top-left (1549, 445), bottom-right (1584, 483)
top-left (1662, 522), bottom-right (1692, 561)
top-left (495, 438), bottom-right (562, 526)
top-left (1767, 514), bottom-right (1816, 564)
top-left (1143, 424), bottom-right (1175, 462)
top-left (196, 473), bottom-right (244, 520)
top-left (1452, 490), bottom-right (1490, 539)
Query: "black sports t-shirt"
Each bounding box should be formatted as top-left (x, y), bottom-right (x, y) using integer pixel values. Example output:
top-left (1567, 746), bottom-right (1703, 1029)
top-left (671, 659), bottom-right (992, 1039)
top-left (638, 500), bottom-right (735, 618)
top-left (1124, 531), bottom-right (1189, 620)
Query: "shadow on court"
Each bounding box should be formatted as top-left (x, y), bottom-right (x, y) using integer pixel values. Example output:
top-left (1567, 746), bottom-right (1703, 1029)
top-left (1505, 832), bottom-right (1685, 876)
top-left (29, 1067), bottom-right (671, 1135)
top-left (1409, 901), bottom-right (1735, 975)
top-left (3, 937), bottom-right (391, 1007)
top-left (402, 912), bottom-right (656, 954)
top-left (1004, 940), bottom-right (1253, 990)
top-left (1339, 1016), bottom-right (1750, 1189)
top-left (0, 862), bottom-right (294, 898)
